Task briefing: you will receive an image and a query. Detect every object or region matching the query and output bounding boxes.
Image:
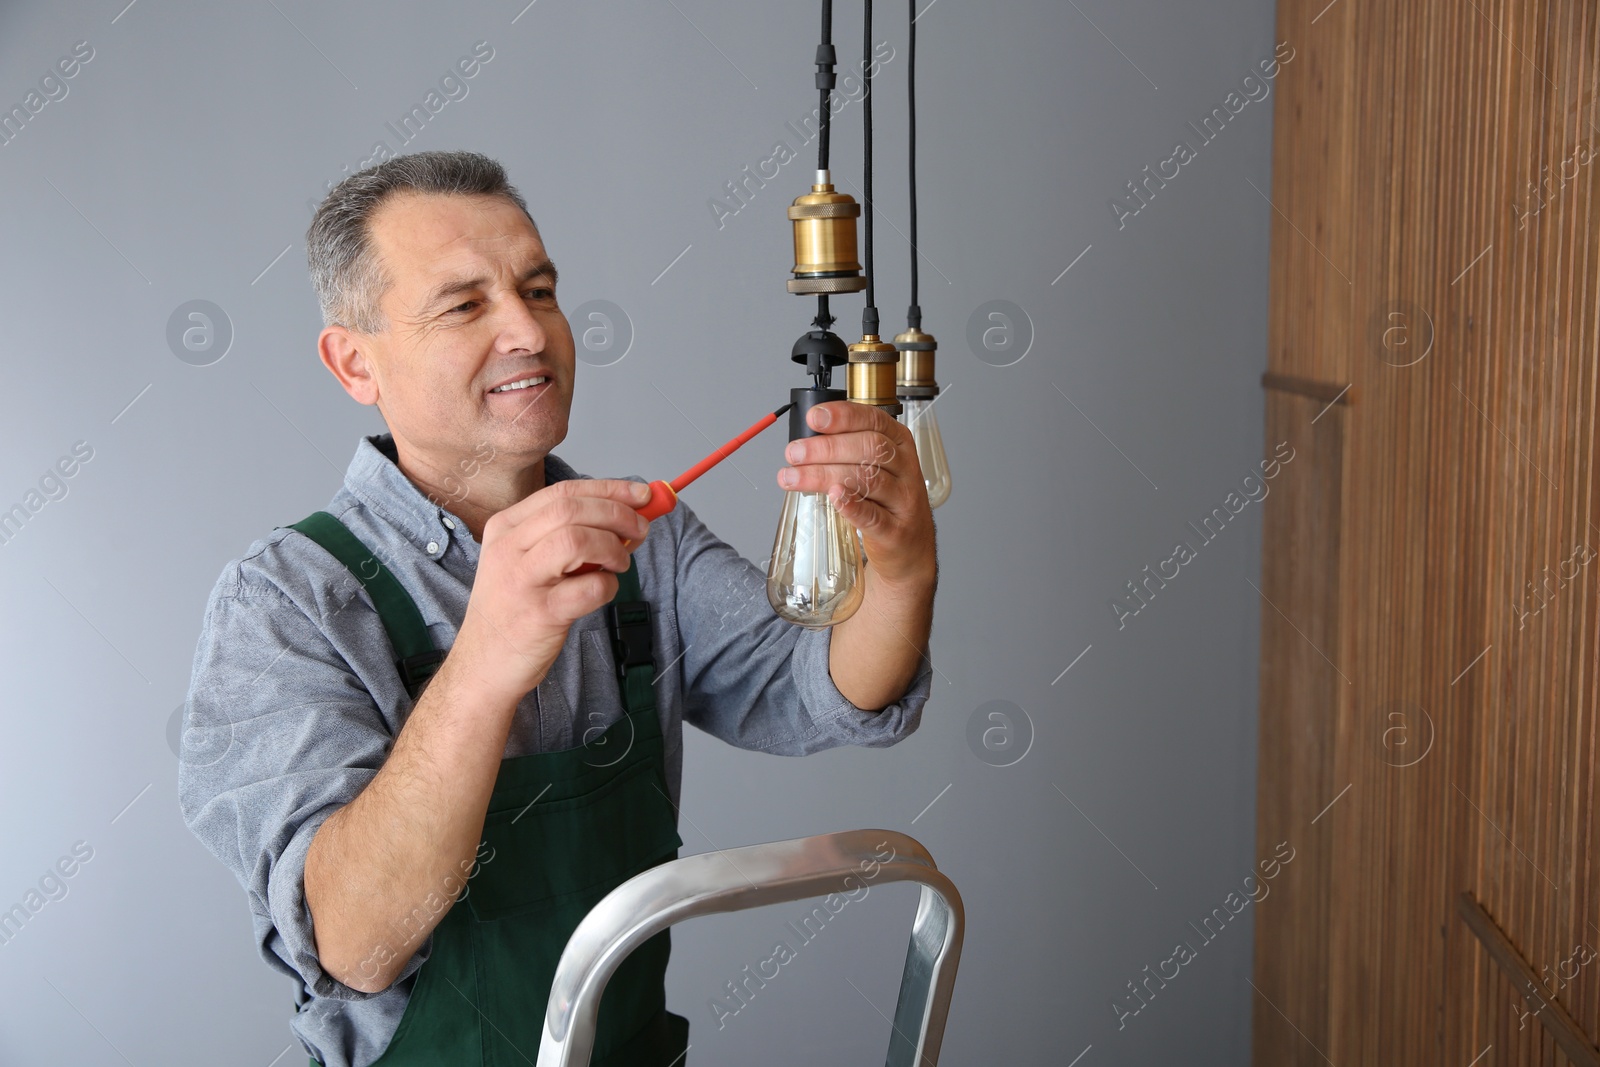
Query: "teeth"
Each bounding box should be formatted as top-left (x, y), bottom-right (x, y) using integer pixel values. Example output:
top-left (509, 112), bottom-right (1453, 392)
top-left (491, 376), bottom-right (548, 393)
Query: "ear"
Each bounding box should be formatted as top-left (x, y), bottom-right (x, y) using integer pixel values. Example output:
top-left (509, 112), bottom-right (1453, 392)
top-left (319, 325), bottom-right (380, 406)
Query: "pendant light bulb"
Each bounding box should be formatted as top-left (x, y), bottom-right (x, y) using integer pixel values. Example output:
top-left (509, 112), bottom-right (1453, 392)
top-left (766, 483), bottom-right (865, 630)
top-left (892, 0), bottom-right (948, 508)
top-left (770, 340), bottom-right (861, 629)
top-left (901, 397), bottom-right (951, 509)
top-left (895, 326), bottom-right (950, 508)
top-left (767, 389), bottom-right (864, 629)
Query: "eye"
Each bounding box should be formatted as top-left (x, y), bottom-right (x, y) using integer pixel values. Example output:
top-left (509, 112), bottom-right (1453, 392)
top-left (448, 300), bottom-right (478, 314)
top-left (524, 286), bottom-right (555, 301)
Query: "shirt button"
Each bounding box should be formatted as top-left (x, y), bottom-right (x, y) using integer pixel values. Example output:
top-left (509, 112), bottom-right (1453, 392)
top-left (442, 517), bottom-right (456, 530)
top-left (426, 541), bottom-right (440, 555)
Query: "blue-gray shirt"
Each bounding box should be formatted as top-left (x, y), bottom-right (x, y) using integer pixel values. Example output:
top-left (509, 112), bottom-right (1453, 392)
top-left (177, 433), bottom-right (929, 1067)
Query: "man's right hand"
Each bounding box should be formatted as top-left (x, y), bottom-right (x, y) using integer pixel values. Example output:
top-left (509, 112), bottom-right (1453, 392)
top-left (451, 478), bottom-right (653, 703)
top-left (308, 477), bottom-right (654, 993)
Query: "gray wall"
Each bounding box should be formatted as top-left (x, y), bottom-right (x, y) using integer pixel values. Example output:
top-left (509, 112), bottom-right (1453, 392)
top-left (0, 0), bottom-right (1278, 1063)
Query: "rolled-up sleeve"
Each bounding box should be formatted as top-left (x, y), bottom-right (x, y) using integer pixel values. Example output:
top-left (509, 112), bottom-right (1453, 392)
top-left (178, 565), bottom-right (428, 1001)
top-left (670, 498), bottom-right (931, 754)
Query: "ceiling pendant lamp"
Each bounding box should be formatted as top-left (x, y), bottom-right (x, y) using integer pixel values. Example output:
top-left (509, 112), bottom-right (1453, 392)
top-left (767, 0), bottom-right (869, 629)
top-left (894, 0), bottom-right (950, 508)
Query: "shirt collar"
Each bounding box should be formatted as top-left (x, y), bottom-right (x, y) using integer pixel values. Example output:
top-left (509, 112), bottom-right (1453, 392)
top-left (343, 433), bottom-right (582, 552)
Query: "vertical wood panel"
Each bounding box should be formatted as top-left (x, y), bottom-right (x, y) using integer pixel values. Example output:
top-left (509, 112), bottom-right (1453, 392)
top-left (1253, 389), bottom-right (1345, 1065)
top-left (1254, 0), bottom-right (1600, 1064)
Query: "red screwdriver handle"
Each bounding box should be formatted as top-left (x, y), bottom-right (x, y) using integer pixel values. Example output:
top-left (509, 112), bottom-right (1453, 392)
top-left (634, 479), bottom-right (678, 522)
top-left (560, 404), bottom-right (787, 578)
top-left (567, 481), bottom-right (677, 576)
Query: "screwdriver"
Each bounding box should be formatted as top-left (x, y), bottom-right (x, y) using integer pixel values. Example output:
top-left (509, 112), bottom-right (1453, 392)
top-left (569, 402), bottom-right (794, 575)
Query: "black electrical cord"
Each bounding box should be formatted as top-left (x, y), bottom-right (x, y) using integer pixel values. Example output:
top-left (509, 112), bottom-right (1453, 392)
top-left (861, 0), bottom-right (878, 336)
top-left (817, 0), bottom-right (834, 171)
top-left (814, 294), bottom-right (834, 331)
top-left (813, 0), bottom-right (837, 334)
top-left (907, 0), bottom-right (920, 329)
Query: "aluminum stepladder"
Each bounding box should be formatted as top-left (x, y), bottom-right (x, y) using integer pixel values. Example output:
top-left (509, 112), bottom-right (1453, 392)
top-left (534, 829), bottom-right (965, 1067)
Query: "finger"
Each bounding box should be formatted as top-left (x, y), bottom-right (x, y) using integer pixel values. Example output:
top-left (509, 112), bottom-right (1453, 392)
top-left (828, 487), bottom-right (896, 533)
top-left (506, 494), bottom-right (651, 553)
top-left (777, 460), bottom-right (903, 500)
top-left (525, 524), bottom-right (637, 582)
top-left (783, 428), bottom-right (905, 470)
top-left (496, 477), bottom-right (653, 532)
top-left (545, 569), bottom-right (620, 623)
top-left (805, 400), bottom-right (907, 439)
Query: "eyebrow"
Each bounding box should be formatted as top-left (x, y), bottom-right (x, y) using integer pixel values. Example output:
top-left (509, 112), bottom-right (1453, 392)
top-left (420, 259), bottom-right (559, 312)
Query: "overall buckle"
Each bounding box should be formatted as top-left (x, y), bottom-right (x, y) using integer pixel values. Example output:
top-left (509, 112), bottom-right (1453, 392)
top-left (607, 601), bottom-right (654, 681)
top-left (397, 649), bottom-right (447, 696)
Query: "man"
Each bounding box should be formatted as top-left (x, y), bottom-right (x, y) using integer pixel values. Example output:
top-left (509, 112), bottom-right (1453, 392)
top-left (179, 150), bottom-right (936, 1067)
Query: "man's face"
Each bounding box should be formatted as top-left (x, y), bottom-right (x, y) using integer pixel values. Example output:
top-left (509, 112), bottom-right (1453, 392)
top-left (357, 192), bottom-right (575, 467)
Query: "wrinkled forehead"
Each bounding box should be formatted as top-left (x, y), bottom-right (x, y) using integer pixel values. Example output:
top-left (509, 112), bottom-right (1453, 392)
top-left (370, 192), bottom-right (546, 296)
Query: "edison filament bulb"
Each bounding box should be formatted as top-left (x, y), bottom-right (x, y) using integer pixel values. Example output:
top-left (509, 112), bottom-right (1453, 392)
top-left (767, 384), bottom-right (865, 629)
top-left (766, 486), bottom-right (865, 629)
top-left (902, 396), bottom-right (951, 509)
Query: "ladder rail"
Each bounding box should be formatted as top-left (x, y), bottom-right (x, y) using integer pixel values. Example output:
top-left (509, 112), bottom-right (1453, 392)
top-left (535, 829), bottom-right (964, 1067)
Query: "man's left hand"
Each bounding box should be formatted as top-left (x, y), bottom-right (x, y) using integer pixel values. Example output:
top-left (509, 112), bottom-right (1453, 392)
top-left (777, 401), bottom-right (936, 590)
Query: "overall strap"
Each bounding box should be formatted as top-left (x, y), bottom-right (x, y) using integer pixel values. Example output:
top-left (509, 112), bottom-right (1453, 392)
top-left (287, 511), bottom-right (445, 698)
top-left (608, 559), bottom-right (657, 716)
top-left (285, 511), bottom-right (657, 708)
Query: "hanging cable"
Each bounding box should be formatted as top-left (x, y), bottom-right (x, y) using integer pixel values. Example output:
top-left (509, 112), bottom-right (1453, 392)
top-left (844, 0), bottom-right (899, 418)
top-left (813, 0), bottom-right (837, 332)
top-left (861, 0), bottom-right (879, 337)
top-left (894, 0), bottom-right (947, 506)
top-left (814, 294), bottom-right (834, 331)
top-left (817, 0), bottom-right (834, 171)
top-left (791, 0), bottom-right (860, 390)
top-left (906, 0), bottom-right (920, 328)
top-left (790, 0), bottom-right (862, 305)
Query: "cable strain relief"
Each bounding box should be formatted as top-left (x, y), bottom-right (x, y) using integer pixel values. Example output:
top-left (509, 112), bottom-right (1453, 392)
top-left (907, 304), bottom-right (923, 330)
top-left (814, 44), bottom-right (837, 89)
top-left (862, 305), bottom-right (880, 338)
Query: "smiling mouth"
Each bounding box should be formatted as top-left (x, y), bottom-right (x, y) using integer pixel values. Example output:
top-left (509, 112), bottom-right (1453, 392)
top-left (489, 375), bottom-right (550, 394)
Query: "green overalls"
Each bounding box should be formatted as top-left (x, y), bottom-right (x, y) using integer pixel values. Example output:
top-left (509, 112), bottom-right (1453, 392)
top-left (287, 511), bottom-right (690, 1067)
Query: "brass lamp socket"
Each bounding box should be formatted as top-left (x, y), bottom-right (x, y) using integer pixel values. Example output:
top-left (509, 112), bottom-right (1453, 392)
top-left (787, 172), bottom-right (867, 295)
top-left (894, 327), bottom-right (940, 399)
top-left (847, 335), bottom-right (902, 416)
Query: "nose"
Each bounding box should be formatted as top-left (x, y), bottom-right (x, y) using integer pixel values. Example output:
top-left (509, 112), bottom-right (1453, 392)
top-left (492, 286), bottom-right (548, 355)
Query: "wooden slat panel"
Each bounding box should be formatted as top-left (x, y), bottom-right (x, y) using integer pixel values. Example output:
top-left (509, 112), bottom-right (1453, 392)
top-left (1252, 389), bottom-right (1346, 1066)
top-left (1255, 1), bottom-right (1600, 1064)
top-left (1460, 893), bottom-right (1600, 1067)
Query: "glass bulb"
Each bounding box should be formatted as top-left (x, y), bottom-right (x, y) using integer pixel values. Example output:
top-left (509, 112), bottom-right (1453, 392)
top-left (901, 398), bottom-right (951, 508)
top-left (766, 489), bottom-right (865, 629)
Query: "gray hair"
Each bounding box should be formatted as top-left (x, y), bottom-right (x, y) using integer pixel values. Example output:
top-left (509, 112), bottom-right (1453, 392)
top-left (305, 150), bottom-right (536, 334)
